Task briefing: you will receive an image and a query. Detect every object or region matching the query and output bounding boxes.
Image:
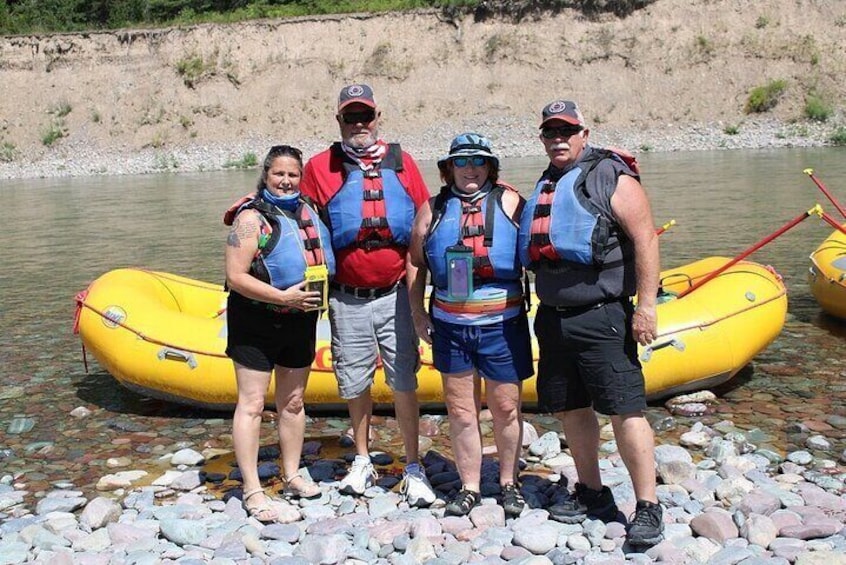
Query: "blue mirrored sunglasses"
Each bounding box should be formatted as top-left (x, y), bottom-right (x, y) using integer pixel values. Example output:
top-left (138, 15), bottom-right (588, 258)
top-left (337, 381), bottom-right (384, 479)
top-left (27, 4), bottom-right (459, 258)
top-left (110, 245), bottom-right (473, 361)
top-left (452, 156), bottom-right (488, 168)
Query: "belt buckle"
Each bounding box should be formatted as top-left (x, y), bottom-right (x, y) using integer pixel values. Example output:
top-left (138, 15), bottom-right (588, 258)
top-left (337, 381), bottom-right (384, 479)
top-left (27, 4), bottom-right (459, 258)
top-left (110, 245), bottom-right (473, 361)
top-left (362, 287), bottom-right (377, 299)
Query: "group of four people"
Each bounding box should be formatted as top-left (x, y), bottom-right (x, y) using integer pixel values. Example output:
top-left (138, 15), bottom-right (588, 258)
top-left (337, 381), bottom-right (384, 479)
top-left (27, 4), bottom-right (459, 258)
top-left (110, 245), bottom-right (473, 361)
top-left (223, 84), bottom-right (664, 547)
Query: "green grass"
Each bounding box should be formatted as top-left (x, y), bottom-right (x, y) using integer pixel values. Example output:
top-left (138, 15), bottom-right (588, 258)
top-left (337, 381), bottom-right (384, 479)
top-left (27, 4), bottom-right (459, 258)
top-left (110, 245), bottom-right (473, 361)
top-left (724, 124), bottom-right (740, 135)
top-left (223, 152), bottom-right (258, 169)
top-left (41, 120), bottom-right (67, 146)
top-left (50, 100), bottom-right (72, 118)
top-left (804, 95), bottom-right (832, 122)
top-left (176, 54), bottom-right (217, 88)
top-left (0, 142), bottom-right (16, 162)
top-left (831, 127), bottom-right (846, 146)
top-left (745, 79), bottom-right (787, 114)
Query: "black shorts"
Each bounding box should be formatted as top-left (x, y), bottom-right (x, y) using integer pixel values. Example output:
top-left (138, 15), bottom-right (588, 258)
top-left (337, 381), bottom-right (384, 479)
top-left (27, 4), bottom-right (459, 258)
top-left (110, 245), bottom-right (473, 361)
top-left (534, 299), bottom-right (646, 416)
top-left (225, 303), bottom-right (319, 371)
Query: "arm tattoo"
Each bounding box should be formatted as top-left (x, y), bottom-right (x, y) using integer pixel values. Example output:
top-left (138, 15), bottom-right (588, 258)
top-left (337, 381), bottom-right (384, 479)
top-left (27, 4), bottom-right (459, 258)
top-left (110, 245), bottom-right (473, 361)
top-left (226, 216), bottom-right (258, 248)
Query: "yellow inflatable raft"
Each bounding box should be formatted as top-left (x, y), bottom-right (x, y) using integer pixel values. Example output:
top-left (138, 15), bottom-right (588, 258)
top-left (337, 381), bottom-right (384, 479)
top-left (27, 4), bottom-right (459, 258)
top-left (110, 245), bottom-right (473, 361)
top-left (809, 227), bottom-right (846, 320)
top-left (74, 257), bottom-right (787, 411)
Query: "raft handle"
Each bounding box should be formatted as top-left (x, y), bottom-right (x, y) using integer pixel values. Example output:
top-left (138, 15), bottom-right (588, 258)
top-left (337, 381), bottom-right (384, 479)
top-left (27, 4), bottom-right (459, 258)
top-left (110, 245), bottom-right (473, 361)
top-left (157, 347), bottom-right (198, 369)
top-left (639, 338), bottom-right (685, 363)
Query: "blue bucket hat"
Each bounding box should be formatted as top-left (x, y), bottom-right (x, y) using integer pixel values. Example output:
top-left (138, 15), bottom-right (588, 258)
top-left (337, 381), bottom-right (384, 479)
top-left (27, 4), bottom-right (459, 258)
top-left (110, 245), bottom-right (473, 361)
top-left (437, 133), bottom-right (500, 172)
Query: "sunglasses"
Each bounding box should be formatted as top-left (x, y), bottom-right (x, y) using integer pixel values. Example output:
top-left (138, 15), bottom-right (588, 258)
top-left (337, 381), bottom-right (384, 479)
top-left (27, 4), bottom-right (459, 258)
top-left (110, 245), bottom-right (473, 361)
top-left (340, 110), bottom-right (377, 125)
top-left (541, 126), bottom-right (583, 139)
top-left (452, 156), bottom-right (488, 168)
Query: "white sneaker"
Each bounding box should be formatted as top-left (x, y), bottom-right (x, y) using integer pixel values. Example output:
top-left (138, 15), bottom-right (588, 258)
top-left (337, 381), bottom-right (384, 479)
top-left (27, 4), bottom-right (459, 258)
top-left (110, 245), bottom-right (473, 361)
top-left (401, 463), bottom-right (436, 507)
top-left (339, 456), bottom-right (377, 495)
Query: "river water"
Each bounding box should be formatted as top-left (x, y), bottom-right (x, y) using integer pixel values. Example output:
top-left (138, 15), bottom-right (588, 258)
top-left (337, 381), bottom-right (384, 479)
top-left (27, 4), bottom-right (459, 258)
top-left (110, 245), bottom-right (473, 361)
top-left (2, 147), bottom-right (846, 495)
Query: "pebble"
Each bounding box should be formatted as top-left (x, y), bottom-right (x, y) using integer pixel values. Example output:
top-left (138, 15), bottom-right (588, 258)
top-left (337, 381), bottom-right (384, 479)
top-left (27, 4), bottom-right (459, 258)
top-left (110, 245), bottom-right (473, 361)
top-left (0, 416), bottom-right (843, 564)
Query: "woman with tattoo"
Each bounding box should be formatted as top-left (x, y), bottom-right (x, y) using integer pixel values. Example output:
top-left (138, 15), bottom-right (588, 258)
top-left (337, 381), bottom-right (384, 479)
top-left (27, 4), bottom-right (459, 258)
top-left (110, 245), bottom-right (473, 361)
top-left (223, 145), bottom-right (335, 522)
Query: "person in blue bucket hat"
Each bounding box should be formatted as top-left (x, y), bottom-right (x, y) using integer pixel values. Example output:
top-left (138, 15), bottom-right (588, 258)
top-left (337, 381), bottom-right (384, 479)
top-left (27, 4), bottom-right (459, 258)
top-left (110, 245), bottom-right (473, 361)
top-left (408, 132), bottom-right (533, 518)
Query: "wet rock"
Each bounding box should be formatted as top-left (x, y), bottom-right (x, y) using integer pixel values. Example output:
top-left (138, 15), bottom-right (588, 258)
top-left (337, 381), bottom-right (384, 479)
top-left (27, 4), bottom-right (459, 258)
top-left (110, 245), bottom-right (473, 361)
top-left (6, 416), bottom-right (35, 435)
top-left (80, 496), bottom-right (122, 530)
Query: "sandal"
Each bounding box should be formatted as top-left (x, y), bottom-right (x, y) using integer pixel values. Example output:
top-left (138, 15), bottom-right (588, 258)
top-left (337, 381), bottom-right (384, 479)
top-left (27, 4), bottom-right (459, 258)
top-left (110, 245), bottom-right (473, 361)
top-left (445, 488), bottom-right (481, 516)
top-left (243, 487), bottom-right (278, 523)
top-left (282, 473), bottom-right (321, 500)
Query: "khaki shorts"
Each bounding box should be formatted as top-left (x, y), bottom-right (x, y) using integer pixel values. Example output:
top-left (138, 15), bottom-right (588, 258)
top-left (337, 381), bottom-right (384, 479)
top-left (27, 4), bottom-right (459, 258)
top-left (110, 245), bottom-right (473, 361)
top-left (328, 284), bottom-right (420, 399)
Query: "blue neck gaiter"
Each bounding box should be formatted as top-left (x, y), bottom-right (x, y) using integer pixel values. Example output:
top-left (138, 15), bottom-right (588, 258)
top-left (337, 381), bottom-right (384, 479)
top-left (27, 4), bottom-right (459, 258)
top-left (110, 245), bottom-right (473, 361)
top-left (261, 188), bottom-right (300, 212)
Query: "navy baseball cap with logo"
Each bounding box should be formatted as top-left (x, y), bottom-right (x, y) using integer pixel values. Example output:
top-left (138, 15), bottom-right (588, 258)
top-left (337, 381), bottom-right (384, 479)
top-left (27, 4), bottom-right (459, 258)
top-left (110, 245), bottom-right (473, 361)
top-left (338, 84), bottom-right (377, 111)
top-left (539, 100), bottom-right (586, 129)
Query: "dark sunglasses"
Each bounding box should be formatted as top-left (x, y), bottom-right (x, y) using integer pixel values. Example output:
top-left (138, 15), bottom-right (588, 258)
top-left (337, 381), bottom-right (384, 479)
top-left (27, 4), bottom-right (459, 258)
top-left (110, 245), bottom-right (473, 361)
top-left (452, 156), bottom-right (487, 168)
top-left (341, 110), bottom-right (377, 125)
top-left (541, 126), bottom-right (583, 139)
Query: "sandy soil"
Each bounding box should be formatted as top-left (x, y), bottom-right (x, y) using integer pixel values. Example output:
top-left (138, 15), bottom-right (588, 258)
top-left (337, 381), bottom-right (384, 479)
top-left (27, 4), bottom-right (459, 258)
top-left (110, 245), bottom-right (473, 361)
top-left (0, 0), bottom-right (844, 175)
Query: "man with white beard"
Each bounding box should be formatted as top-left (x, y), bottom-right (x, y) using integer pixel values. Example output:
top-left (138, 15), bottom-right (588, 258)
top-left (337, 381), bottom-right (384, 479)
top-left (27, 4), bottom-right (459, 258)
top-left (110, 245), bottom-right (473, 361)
top-left (517, 99), bottom-right (664, 547)
top-left (300, 84), bottom-right (436, 507)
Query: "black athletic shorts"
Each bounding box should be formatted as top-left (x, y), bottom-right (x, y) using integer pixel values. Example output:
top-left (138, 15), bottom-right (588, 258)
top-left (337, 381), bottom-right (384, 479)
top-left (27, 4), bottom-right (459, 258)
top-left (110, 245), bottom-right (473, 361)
top-left (534, 299), bottom-right (646, 416)
top-left (225, 301), bottom-right (319, 371)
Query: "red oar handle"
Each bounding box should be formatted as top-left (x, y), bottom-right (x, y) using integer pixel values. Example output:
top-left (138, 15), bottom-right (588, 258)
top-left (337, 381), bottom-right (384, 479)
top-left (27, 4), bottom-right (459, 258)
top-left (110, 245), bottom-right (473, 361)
top-left (804, 168), bottom-right (846, 219)
top-left (677, 205), bottom-right (821, 299)
top-left (819, 209), bottom-right (846, 236)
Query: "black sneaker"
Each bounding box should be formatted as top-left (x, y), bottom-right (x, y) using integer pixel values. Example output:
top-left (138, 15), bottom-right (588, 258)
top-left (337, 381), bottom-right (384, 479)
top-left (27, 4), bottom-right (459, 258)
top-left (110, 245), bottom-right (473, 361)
top-left (548, 483), bottom-right (618, 524)
top-left (627, 500), bottom-right (664, 546)
top-left (501, 483), bottom-right (525, 518)
top-left (445, 488), bottom-right (481, 516)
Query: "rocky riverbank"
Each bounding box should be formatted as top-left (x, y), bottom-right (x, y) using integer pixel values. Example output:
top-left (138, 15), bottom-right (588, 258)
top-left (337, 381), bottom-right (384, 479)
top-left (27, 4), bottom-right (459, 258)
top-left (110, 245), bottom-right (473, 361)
top-left (2, 407), bottom-right (846, 564)
top-left (0, 115), bottom-right (841, 180)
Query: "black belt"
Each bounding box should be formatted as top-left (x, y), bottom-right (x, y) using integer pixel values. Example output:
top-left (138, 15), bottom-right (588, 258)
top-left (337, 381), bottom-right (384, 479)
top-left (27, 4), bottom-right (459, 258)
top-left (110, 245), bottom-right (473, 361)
top-left (330, 280), bottom-right (402, 299)
top-left (542, 298), bottom-right (629, 316)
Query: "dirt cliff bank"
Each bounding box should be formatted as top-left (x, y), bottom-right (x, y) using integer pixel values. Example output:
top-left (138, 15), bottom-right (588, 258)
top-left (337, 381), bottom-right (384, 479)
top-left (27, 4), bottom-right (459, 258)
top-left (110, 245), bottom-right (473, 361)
top-left (0, 0), bottom-right (844, 178)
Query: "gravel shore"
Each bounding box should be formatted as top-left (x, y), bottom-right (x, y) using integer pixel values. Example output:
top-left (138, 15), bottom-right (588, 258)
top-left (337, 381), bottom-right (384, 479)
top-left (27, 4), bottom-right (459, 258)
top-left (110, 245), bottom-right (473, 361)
top-left (1, 117), bottom-right (841, 181)
top-left (2, 409), bottom-right (846, 564)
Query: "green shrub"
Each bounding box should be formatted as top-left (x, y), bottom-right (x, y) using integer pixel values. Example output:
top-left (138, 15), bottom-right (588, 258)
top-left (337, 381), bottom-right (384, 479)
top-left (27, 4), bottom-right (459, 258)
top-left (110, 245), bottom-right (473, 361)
top-left (41, 120), bottom-right (67, 146)
top-left (724, 124), bottom-right (740, 135)
top-left (176, 54), bottom-right (216, 88)
top-left (755, 16), bottom-right (769, 29)
top-left (0, 141), bottom-right (16, 162)
top-left (50, 100), bottom-right (72, 117)
top-left (745, 79), bottom-right (787, 113)
top-left (831, 127), bottom-right (846, 146)
top-left (804, 95), bottom-right (832, 122)
top-left (224, 152), bottom-right (258, 169)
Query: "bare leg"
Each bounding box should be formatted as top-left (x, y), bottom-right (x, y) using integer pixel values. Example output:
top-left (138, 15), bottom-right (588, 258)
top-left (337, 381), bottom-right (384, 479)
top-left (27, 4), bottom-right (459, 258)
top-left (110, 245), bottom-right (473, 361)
top-left (611, 412), bottom-right (658, 502)
top-left (273, 365), bottom-right (309, 487)
top-left (486, 379), bottom-right (523, 485)
top-left (232, 362), bottom-right (273, 514)
top-left (557, 407), bottom-right (602, 490)
top-left (347, 391), bottom-right (373, 458)
top-left (393, 389), bottom-right (420, 464)
top-left (443, 370), bottom-right (482, 491)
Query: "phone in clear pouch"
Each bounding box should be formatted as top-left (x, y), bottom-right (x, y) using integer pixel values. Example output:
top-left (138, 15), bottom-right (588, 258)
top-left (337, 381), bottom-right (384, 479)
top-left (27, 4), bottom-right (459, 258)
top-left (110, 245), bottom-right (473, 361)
top-left (304, 264), bottom-right (329, 311)
top-left (445, 244), bottom-right (474, 300)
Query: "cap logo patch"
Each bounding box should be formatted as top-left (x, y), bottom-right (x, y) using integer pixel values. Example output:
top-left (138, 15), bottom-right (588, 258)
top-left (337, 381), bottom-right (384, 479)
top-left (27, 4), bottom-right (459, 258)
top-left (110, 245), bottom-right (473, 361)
top-left (347, 85), bottom-right (365, 97)
top-left (548, 101), bottom-right (568, 113)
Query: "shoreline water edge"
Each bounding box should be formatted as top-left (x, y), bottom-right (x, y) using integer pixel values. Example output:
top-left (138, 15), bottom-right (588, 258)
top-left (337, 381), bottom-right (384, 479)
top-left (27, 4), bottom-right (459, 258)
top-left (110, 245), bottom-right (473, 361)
top-left (0, 116), bottom-right (842, 181)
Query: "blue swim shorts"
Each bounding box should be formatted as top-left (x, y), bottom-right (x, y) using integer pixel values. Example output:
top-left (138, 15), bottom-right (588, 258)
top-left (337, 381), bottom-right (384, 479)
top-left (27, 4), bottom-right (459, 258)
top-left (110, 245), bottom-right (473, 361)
top-left (431, 313), bottom-right (534, 383)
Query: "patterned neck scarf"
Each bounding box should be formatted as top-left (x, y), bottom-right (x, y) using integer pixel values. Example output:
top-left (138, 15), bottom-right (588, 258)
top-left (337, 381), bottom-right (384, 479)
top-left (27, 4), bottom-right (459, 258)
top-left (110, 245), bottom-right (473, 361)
top-left (340, 140), bottom-right (387, 172)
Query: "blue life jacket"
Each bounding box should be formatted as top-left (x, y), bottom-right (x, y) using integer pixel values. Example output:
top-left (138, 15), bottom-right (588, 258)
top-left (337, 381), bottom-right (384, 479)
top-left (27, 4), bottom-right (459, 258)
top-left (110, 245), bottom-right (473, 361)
top-left (242, 196), bottom-right (336, 289)
top-left (519, 148), bottom-right (627, 270)
top-left (324, 143), bottom-right (416, 251)
top-left (425, 184), bottom-right (522, 288)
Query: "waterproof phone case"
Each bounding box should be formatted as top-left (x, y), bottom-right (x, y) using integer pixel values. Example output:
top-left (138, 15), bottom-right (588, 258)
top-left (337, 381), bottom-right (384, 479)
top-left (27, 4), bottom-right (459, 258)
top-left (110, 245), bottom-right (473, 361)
top-left (445, 244), bottom-right (474, 300)
top-left (304, 264), bottom-right (329, 311)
